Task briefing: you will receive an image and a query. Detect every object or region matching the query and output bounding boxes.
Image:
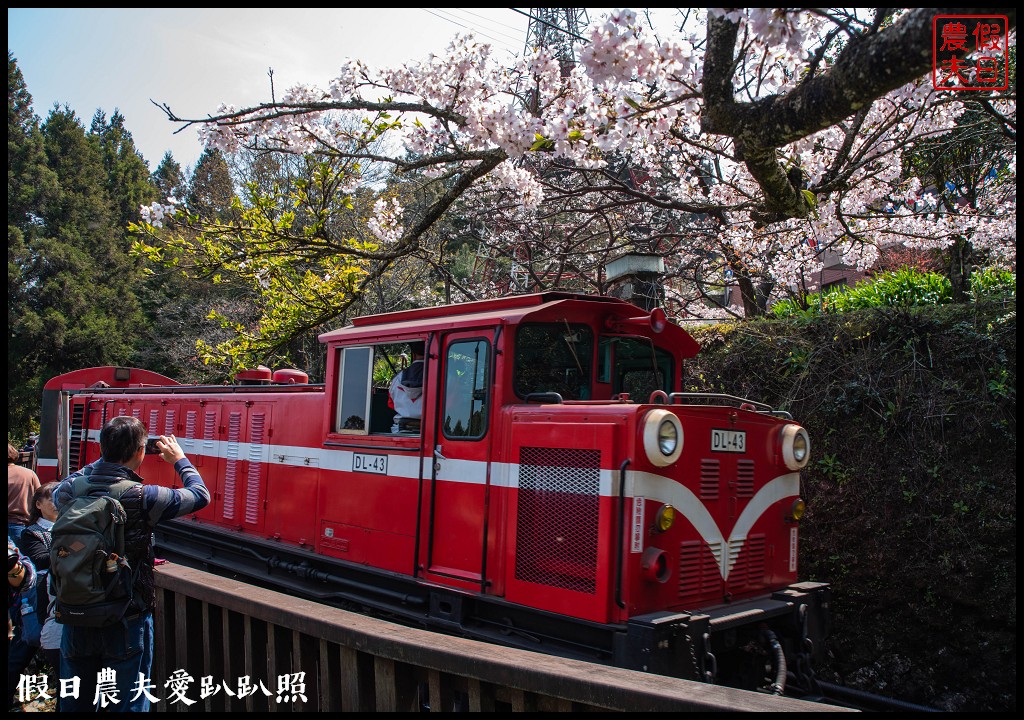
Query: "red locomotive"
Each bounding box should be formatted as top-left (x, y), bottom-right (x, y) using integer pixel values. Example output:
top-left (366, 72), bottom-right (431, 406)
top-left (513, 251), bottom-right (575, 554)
top-left (35, 292), bottom-right (829, 694)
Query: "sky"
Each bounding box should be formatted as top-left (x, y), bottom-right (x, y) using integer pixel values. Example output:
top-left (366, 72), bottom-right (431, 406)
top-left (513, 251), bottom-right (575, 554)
top-left (8, 8), bottom-right (546, 171)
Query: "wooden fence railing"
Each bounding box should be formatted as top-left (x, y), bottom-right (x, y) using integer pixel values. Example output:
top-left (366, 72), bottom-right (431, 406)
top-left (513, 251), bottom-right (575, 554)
top-left (151, 563), bottom-right (853, 712)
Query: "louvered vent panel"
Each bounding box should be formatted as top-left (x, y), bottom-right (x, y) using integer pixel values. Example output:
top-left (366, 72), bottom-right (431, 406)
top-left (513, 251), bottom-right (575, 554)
top-left (222, 411), bottom-right (242, 521)
top-left (679, 539), bottom-right (721, 602)
top-left (202, 411), bottom-right (217, 458)
top-left (700, 458), bottom-right (720, 500)
top-left (244, 413), bottom-right (266, 524)
top-left (514, 447), bottom-right (600, 594)
top-left (736, 459), bottom-right (755, 498)
top-left (163, 410), bottom-right (176, 436)
top-left (728, 534), bottom-right (766, 590)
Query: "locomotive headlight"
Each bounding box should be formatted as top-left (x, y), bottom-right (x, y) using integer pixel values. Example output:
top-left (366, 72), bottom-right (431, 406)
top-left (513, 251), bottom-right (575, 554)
top-left (780, 424), bottom-right (811, 470)
top-left (790, 498), bottom-right (806, 522)
top-left (654, 504), bottom-right (676, 533)
top-left (658, 422), bottom-right (678, 455)
top-left (643, 409), bottom-right (684, 466)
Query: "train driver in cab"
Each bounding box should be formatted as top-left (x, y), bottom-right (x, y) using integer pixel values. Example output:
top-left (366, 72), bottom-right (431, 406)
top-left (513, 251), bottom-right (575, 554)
top-left (389, 341), bottom-right (425, 433)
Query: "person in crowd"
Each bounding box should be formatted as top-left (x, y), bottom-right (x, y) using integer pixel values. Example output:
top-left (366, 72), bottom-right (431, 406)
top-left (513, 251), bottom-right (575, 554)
top-left (7, 537), bottom-right (36, 710)
top-left (7, 443), bottom-right (40, 704)
top-left (16, 483), bottom-right (60, 695)
top-left (54, 416), bottom-right (210, 713)
top-left (389, 341), bottom-right (426, 432)
top-left (8, 443), bottom-right (40, 543)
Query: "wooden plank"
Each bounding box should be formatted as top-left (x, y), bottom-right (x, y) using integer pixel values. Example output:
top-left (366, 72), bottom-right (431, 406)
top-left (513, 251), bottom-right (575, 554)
top-left (467, 678), bottom-right (496, 712)
top-left (339, 646), bottom-right (360, 712)
top-left (291, 629), bottom-right (310, 712)
top-left (266, 621), bottom-right (277, 713)
top-left (202, 601), bottom-right (213, 713)
top-left (243, 615), bottom-right (254, 713)
top-left (152, 588), bottom-right (166, 709)
top-left (374, 656), bottom-right (397, 712)
top-left (537, 694), bottom-right (575, 712)
top-left (508, 687), bottom-right (527, 712)
top-left (174, 592), bottom-right (188, 678)
top-left (221, 609), bottom-right (233, 712)
top-left (428, 669), bottom-right (443, 713)
top-left (319, 639), bottom-right (333, 712)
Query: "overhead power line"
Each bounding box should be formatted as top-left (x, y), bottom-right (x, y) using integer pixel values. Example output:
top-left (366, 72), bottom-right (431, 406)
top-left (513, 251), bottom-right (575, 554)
top-left (421, 8), bottom-right (524, 53)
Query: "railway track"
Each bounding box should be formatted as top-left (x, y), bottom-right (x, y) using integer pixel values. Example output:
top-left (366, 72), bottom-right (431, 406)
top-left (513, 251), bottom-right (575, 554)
top-left (816, 681), bottom-right (943, 712)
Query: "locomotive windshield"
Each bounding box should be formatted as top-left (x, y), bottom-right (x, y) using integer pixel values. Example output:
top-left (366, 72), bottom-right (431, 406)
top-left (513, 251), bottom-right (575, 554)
top-left (597, 336), bottom-right (674, 400)
top-left (513, 323), bottom-right (594, 400)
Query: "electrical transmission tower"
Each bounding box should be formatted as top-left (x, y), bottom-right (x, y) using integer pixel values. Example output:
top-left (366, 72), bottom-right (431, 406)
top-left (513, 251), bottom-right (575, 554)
top-left (523, 8), bottom-right (589, 76)
top-left (473, 8), bottom-right (591, 295)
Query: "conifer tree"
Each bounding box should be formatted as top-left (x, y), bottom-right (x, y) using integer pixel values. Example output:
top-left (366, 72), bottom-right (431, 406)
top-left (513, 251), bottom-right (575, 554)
top-left (8, 52), bottom-right (59, 437)
top-left (186, 148), bottom-right (234, 220)
top-left (10, 106), bottom-right (147, 435)
top-left (152, 151), bottom-right (185, 202)
top-left (90, 109), bottom-right (158, 233)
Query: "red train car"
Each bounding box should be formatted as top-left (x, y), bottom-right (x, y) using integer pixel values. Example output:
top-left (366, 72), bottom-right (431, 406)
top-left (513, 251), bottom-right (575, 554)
top-left (36, 292), bottom-right (829, 694)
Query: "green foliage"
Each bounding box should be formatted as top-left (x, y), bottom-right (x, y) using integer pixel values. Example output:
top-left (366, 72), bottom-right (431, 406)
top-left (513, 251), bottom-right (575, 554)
top-left (687, 302), bottom-right (1016, 711)
top-left (969, 266), bottom-right (1016, 300)
top-left (816, 453), bottom-right (851, 485)
top-left (772, 267), bottom-right (960, 318)
top-left (130, 156), bottom-right (379, 375)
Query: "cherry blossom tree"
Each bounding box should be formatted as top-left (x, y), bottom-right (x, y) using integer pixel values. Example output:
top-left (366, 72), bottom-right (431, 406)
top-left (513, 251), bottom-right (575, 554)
top-left (133, 7), bottom-right (1016, 369)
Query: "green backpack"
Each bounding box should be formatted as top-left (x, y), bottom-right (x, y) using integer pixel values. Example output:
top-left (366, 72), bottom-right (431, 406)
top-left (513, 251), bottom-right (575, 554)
top-left (49, 476), bottom-right (139, 627)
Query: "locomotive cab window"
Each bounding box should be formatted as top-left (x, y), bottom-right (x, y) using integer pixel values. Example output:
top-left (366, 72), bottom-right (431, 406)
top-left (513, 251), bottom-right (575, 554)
top-left (443, 340), bottom-right (489, 439)
top-left (597, 336), bottom-right (674, 400)
top-left (334, 346), bottom-right (373, 434)
top-left (513, 323), bottom-right (594, 400)
top-left (334, 343), bottom-right (425, 435)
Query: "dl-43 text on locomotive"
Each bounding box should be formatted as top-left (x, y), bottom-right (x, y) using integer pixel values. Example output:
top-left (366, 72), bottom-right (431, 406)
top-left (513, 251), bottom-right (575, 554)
top-left (34, 292), bottom-right (830, 696)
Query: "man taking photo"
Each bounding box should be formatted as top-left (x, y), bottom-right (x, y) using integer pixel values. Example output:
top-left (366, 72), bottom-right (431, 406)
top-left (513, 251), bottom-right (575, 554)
top-left (54, 416), bottom-right (209, 712)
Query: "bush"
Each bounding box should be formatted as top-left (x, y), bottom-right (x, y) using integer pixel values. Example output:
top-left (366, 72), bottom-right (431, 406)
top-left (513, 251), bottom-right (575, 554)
top-left (970, 267), bottom-right (1016, 300)
top-left (772, 267), bottom-right (973, 318)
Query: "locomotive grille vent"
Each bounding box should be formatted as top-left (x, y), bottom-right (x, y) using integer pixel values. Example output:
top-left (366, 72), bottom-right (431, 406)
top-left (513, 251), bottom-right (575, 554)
top-left (700, 459), bottom-right (720, 500)
top-left (202, 411), bottom-right (217, 459)
top-left (244, 412), bottom-right (266, 525)
top-left (727, 534), bottom-right (766, 590)
top-left (514, 447), bottom-right (600, 594)
top-left (679, 539), bottom-right (722, 602)
top-left (67, 404), bottom-right (86, 473)
top-left (162, 409), bottom-right (176, 437)
top-left (222, 411), bottom-right (242, 521)
top-left (736, 459), bottom-right (755, 498)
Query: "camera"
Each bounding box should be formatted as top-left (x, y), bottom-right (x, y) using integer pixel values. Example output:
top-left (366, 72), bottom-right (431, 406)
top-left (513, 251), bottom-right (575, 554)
top-left (8, 548), bottom-right (20, 573)
top-left (145, 438), bottom-right (161, 455)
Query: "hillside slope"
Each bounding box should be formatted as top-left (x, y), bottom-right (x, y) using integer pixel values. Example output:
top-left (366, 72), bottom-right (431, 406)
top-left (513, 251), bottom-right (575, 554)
top-left (686, 301), bottom-right (1016, 712)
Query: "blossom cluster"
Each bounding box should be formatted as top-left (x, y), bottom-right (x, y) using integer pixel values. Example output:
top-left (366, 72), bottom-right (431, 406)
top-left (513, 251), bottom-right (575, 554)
top-left (167, 8), bottom-right (1013, 313)
top-left (366, 197), bottom-right (404, 244)
top-left (139, 198), bottom-right (179, 228)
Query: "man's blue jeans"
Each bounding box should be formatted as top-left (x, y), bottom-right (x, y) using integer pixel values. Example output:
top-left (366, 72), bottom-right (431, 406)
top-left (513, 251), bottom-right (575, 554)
top-left (59, 611), bottom-right (154, 712)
